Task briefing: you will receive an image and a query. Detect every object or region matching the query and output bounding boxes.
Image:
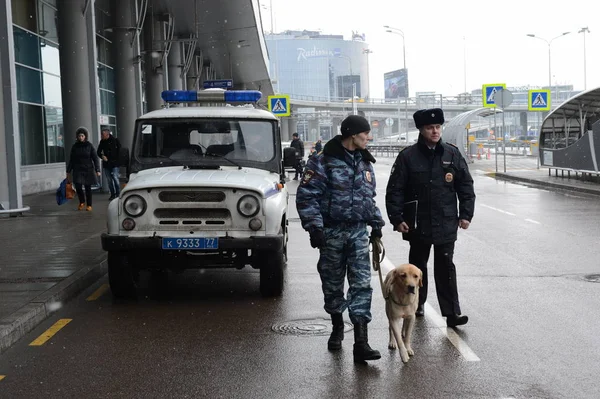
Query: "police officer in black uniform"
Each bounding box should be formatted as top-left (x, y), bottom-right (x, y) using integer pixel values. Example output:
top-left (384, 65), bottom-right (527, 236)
top-left (290, 132), bottom-right (305, 180)
top-left (385, 108), bottom-right (475, 328)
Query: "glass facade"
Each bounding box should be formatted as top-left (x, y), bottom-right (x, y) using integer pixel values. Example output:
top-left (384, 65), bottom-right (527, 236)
top-left (12, 0), bottom-right (64, 166)
top-left (95, 0), bottom-right (117, 132)
top-left (10, 0), bottom-right (117, 166)
top-left (266, 32), bottom-right (370, 101)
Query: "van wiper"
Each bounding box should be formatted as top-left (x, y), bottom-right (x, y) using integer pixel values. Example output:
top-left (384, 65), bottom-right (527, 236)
top-left (204, 152), bottom-right (242, 169)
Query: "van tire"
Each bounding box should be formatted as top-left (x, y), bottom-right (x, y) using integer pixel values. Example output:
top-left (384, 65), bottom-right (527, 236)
top-left (108, 251), bottom-right (137, 299)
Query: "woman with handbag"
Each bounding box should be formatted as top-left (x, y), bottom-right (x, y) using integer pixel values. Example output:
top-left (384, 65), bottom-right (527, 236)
top-left (66, 127), bottom-right (101, 211)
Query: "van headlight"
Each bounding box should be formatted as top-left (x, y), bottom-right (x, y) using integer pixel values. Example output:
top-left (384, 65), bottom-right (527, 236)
top-left (123, 195), bottom-right (147, 217)
top-left (237, 195), bottom-right (260, 217)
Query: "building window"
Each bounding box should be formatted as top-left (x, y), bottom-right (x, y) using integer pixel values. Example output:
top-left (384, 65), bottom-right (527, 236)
top-left (12, 0), bottom-right (37, 32)
top-left (40, 39), bottom-right (60, 75)
top-left (37, 1), bottom-right (58, 44)
top-left (98, 63), bottom-right (115, 91)
top-left (100, 89), bottom-right (116, 115)
top-left (42, 72), bottom-right (62, 107)
top-left (13, 26), bottom-right (41, 69)
top-left (19, 103), bottom-right (46, 166)
top-left (44, 107), bottom-right (64, 163)
top-left (96, 36), bottom-right (113, 65)
top-left (16, 65), bottom-right (43, 104)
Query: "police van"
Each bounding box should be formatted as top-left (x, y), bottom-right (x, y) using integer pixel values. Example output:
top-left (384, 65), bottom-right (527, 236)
top-left (101, 89), bottom-right (295, 298)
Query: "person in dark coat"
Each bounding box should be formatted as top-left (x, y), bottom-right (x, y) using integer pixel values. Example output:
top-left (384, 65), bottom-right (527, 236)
top-left (67, 127), bottom-right (101, 211)
top-left (290, 132), bottom-right (305, 180)
top-left (314, 139), bottom-right (323, 153)
top-left (296, 115), bottom-right (385, 363)
top-left (385, 108), bottom-right (475, 328)
top-left (97, 127), bottom-right (122, 200)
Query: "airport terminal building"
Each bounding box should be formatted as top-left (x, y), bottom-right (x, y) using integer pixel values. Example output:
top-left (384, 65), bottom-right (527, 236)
top-left (0, 0), bottom-right (271, 212)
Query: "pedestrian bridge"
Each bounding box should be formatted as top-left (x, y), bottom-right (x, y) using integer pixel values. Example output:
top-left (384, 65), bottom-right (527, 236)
top-left (289, 94), bottom-right (547, 113)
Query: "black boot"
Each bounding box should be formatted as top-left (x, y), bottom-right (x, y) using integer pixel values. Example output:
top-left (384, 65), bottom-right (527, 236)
top-left (327, 314), bottom-right (344, 351)
top-left (353, 321), bottom-right (381, 362)
top-left (415, 303), bottom-right (424, 317)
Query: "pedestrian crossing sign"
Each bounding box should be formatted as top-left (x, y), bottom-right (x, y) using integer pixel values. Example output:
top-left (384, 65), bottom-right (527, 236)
top-left (268, 94), bottom-right (291, 117)
top-left (528, 89), bottom-right (551, 111)
top-left (482, 83), bottom-right (506, 108)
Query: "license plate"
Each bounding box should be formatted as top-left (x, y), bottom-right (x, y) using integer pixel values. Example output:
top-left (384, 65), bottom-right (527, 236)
top-left (161, 237), bottom-right (218, 250)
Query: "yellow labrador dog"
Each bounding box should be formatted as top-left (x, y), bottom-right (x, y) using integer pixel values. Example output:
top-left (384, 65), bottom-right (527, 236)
top-left (383, 263), bottom-right (423, 363)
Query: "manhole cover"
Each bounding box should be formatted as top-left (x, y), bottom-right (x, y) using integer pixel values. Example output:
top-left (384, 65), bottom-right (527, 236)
top-left (583, 274), bottom-right (600, 283)
top-left (271, 318), bottom-right (354, 336)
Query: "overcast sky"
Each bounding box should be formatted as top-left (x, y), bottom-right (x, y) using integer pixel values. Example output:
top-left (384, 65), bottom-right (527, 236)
top-left (262, 0), bottom-right (599, 98)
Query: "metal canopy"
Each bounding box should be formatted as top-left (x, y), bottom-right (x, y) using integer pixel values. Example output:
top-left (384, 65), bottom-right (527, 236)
top-left (149, 0), bottom-right (273, 95)
top-left (443, 107), bottom-right (502, 159)
top-left (540, 87), bottom-right (600, 137)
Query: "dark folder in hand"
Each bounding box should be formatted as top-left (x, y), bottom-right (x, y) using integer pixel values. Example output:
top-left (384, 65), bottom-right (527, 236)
top-left (403, 200), bottom-right (418, 230)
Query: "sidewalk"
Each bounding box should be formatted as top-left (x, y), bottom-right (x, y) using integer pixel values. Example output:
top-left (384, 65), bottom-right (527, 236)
top-left (0, 191), bottom-right (109, 353)
top-left (491, 168), bottom-right (600, 196)
top-left (1, 165), bottom-right (599, 354)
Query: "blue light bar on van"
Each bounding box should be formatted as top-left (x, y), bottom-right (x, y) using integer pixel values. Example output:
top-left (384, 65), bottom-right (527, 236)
top-left (161, 90), bottom-right (262, 103)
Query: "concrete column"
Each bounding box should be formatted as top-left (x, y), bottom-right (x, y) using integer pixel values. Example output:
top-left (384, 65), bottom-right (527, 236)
top-left (0, 0), bottom-right (23, 211)
top-left (167, 41), bottom-right (183, 90)
top-left (57, 0), bottom-right (96, 156)
top-left (143, 15), bottom-right (164, 112)
top-left (112, 0), bottom-right (142, 149)
top-left (280, 117), bottom-right (290, 142)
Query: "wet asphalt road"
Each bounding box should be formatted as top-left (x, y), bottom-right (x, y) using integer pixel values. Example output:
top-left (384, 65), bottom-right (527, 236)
top-left (1, 156), bottom-right (600, 398)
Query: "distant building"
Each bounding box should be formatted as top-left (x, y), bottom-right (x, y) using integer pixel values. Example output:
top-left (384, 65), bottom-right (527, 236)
top-left (265, 30), bottom-right (371, 101)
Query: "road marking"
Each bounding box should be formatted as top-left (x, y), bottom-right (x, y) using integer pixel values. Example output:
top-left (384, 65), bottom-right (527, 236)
top-left (29, 319), bottom-right (72, 346)
top-left (480, 203), bottom-right (515, 216)
top-left (380, 257), bottom-right (480, 362)
top-left (86, 283), bottom-right (109, 301)
top-left (0, 375), bottom-right (5, 381)
top-left (525, 218), bottom-right (541, 225)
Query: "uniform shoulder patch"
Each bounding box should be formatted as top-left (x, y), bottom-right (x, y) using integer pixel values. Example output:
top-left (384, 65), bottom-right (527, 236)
top-left (301, 170), bottom-right (314, 184)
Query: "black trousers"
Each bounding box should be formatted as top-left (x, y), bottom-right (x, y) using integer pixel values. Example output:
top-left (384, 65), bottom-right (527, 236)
top-left (74, 183), bottom-right (92, 206)
top-left (408, 240), bottom-right (461, 317)
top-left (294, 159), bottom-right (303, 178)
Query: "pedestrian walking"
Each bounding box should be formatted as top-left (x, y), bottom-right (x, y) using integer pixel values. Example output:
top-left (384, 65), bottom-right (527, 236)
top-left (97, 127), bottom-right (122, 200)
top-left (290, 132), bottom-right (305, 180)
top-left (296, 114), bottom-right (385, 362)
top-left (67, 127), bottom-right (101, 211)
top-left (385, 108), bottom-right (475, 327)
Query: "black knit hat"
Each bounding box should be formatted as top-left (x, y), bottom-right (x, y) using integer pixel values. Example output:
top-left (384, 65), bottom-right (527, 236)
top-left (413, 108), bottom-right (444, 129)
top-left (75, 126), bottom-right (89, 139)
top-left (341, 115), bottom-right (371, 138)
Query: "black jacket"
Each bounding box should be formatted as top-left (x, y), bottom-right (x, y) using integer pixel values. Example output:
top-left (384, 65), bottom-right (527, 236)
top-left (67, 141), bottom-right (100, 186)
top-left (385, 135), bottom-right (475, 245)
top-left (97, 135), bottom-right (121, 168)
top-left (290, 138), bottom-right (304, 159)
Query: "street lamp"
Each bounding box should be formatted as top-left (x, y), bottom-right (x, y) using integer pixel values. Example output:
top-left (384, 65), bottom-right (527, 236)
top-left (526, 32), bottom-right (570, 101)
top-left (578, 27), bottom-right (590, 90)
top-left (384, 25), bottom-right (408, 139)
top-left (362, 48), bottom-right (373, 99)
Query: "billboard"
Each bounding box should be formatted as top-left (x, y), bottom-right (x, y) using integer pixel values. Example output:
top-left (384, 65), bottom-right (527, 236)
top-left (384, 68), bottom-right (409, 99)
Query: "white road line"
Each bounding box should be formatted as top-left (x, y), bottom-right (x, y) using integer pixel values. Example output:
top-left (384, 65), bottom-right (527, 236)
top-left (525, 218), bottom-right (541, 225)
top-left (379, 257), bottom-right (480, 362)
top-left (480, 203), bottom-right (516, 216)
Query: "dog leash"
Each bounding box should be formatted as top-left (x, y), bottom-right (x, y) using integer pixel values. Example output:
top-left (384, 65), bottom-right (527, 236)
top-left (370, 236), bottom-right (388, 299)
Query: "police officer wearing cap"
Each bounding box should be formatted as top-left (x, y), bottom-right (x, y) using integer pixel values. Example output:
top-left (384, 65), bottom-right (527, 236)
top-left (296, 114), bottom-right (385, 362)
top-left (385, 108), bottom-right (475, 328)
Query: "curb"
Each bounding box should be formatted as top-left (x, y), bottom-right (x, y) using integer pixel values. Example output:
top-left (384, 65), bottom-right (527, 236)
top-left (0, 259), bottom-right (107, 354)
top-left (490, 173), bottom-right (600, 196)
